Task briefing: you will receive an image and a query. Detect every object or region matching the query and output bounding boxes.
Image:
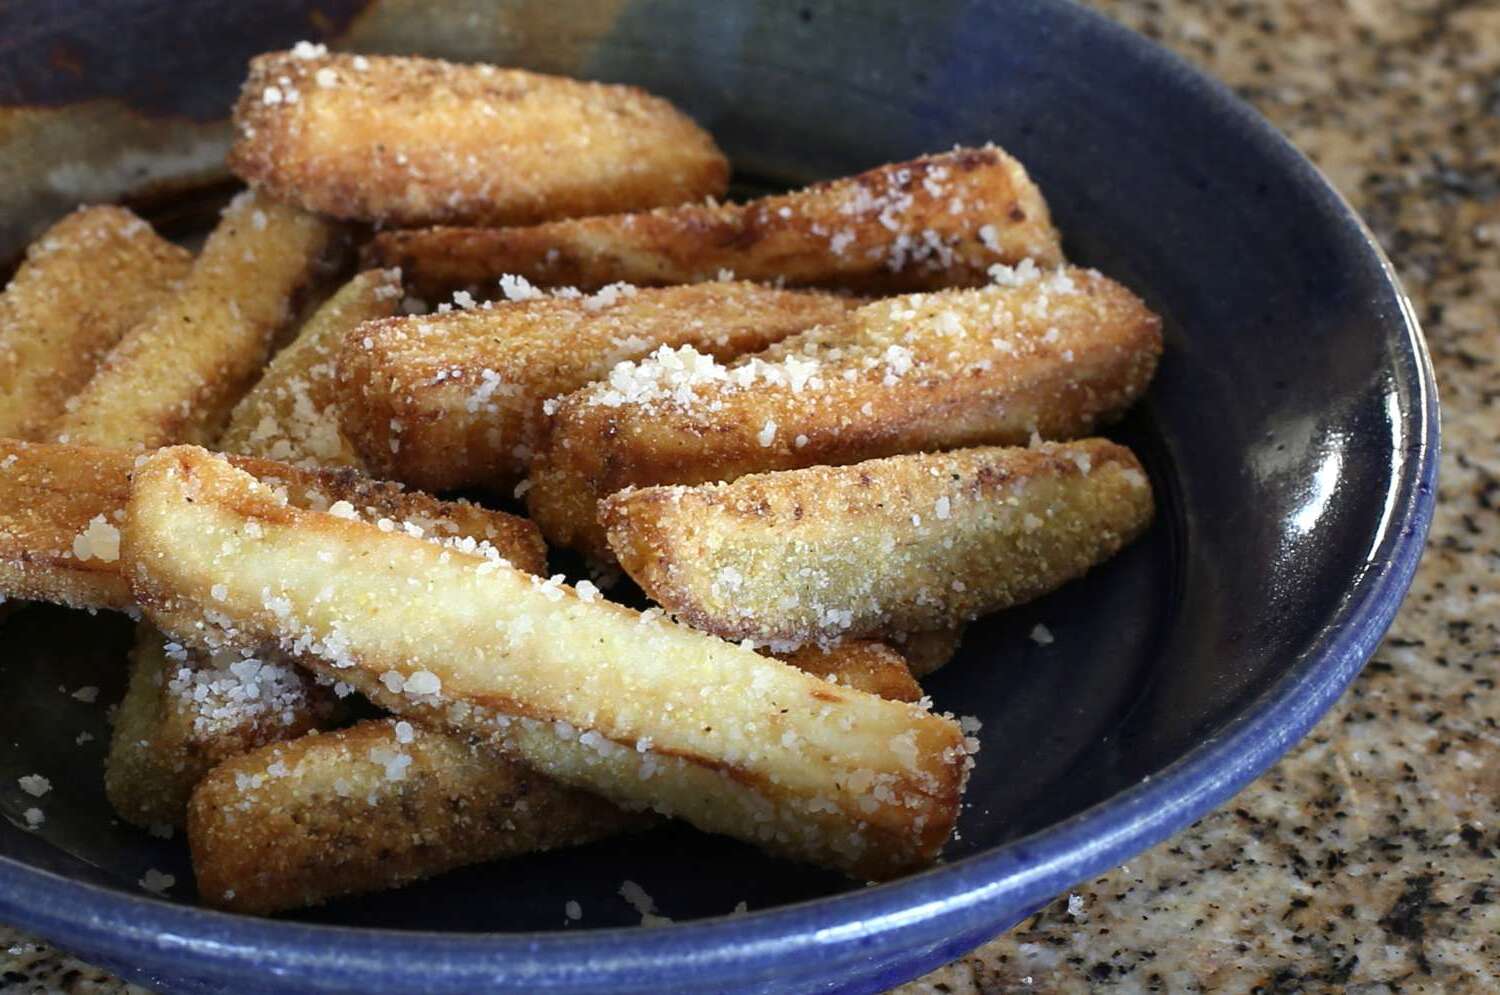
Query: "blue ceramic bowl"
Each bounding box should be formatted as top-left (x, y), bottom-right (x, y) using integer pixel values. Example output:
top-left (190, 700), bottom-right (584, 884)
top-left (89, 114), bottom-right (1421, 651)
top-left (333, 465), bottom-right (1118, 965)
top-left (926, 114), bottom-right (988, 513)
top-left (0, 1), bottom-right (1437, 992)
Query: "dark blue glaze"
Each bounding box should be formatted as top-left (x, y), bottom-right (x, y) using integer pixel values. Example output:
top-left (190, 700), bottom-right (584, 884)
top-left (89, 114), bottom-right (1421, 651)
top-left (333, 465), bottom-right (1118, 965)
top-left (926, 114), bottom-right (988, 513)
top-left (0, 0), bottom-right (1438, 991)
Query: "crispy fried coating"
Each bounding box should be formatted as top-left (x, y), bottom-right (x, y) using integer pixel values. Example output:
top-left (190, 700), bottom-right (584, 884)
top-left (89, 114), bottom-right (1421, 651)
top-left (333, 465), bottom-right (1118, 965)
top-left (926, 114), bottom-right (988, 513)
top-left (369, 146), bottom-right (1061, 298)
top-left (50, 192), bottom-right (335, 449)
top-left (0, 207), bottom-right (190, 440)
top-left (218, 269), bottom-right (402, 468)
top-left (105, 625), bottom-right (344, 829)
top-left (604, 441), bottom-right (1153, 646)
top-left (338, 282), bottom-right (859, 492)
top-left (0, 439), bottom-right (545, 611)
top-left (185, 622), bottom-right (925, 914)
top-left (125, 447), bottom-right (969, 879)
top-left (188, 719), bottom-right (650, 914)
top-left (528, 264), bottom-right (1162, 560)
top-left (776, 641), bottom-right (922, 702)
top-left (230, 50), bottom-right (727, 227)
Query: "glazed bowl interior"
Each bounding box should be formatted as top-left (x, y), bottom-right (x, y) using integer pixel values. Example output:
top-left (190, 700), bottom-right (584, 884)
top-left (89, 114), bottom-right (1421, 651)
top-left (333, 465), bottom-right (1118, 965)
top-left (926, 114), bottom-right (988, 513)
top-left (0, 1), bottom-right (1435, 992)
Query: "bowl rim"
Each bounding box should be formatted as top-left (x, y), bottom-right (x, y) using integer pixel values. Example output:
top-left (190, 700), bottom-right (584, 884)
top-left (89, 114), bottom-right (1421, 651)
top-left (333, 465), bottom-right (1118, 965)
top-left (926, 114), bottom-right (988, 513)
top-left (0, 1), bottom-right (1440, 990)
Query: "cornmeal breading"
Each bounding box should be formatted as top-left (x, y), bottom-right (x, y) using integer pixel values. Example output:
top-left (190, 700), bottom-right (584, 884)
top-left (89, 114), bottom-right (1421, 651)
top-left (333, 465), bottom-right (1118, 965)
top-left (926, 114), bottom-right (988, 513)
top-left (230, 50), bottom-right (727, 227)
top-left (106, 626), bottom-right (345, 829)
top-left (368, 146), bottom-right (1061, 298)
top-left (188, 718), bottom-right (652, 915)
top-left (337, 281), bottom-right (858, 492)
top-left (528, 264), bottom-right (1162, 560)
top-left (0, 206), bottom-right (190, 440)
top-left (125, 447), bottom-right (970, 879)
top-left (0, 440), bottom-right (545, 611)
top-left (51, 192), bottom-right (335, 449)
top-left (604, 441), bottom-right (1154, 646)
top-left (218, 268), bottom-right (402, 468)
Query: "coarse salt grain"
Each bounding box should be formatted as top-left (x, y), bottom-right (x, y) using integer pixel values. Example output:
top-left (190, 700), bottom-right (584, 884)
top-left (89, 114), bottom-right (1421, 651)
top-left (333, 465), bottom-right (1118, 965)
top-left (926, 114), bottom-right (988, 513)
top-left (72, 515), bottom-right (120, 562)
top-left (394, 720), bottom-right (415, 744)
top-left (71, 686), bottom-right (99, 703)
top-left (23, 808), bottom-right (44, 828)
top-left (757, 420), bottom-right (777, 447)
top-left (18, 775), bottom-right (50, 797)
top-left (565, 900), bottom-right (582, 921)
top-left (140, 869), bottom-right (175, 894)
top-left (1030, 624), bottom-right (1054, 646)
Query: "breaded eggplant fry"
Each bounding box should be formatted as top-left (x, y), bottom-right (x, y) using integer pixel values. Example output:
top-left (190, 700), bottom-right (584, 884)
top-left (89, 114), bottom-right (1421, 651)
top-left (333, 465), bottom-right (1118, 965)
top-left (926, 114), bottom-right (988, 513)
top-left (189, 719), bottom-right (653, 914)
top-left (339, 282), bottom-right (859, 492)
top-left (369, 146), bottom-right (1060, 298)
top-left (51, 192), bottom-right (335, 449)
top-left (106, 626), bottom-right (344, 829)
top-left (894, 627), bottom-right (967, 679)
top-left (186, 619), bottom-right (927, 913)
top-left (0, 207), bottom-right (190, 440)
top-left (230, 50), bottom-right (727, 227)
top-left (529, 264), bottom-right (1162, 560)
top-left (0, 440), bottom-right (545, 611)
top-left (604, 441), bottom-right (1154, 646)
top-left (125, 447), bottom-right (970, 879)
top-left (776, 641), bottom-right (922, 702)
top-left (218, 269), bottom-right (402, 468)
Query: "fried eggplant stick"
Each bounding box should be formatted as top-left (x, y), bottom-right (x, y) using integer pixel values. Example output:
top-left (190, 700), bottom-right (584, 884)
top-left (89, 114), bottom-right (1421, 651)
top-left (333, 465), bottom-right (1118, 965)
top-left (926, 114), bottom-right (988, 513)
top-left (189, 718), bottom-right (653, 915)
top-left (230, 49), bottom-right (727, 227)
top-left (604, 441), bottom-right (1154, 647)
top-left (106, 625), bottom-right (349, 829)
top-left (369, 146), bottom-right (1061, 298)
top-left (187, 637), bottom-right (921, 914)
top-left (529, 263), bottom-right (1162, 560)
top-left (217, 268), bottom-right (402, 468)
top-left (51, 192), bottom-right (335, 449)
top-left (0, 439), bottom-right (544, 612)
top-left (125, 447), bottom-right (969, 879)
top-left (0, 206), bottom-right (191, 440)
top-left (338, 282), bottom-right (859, 493)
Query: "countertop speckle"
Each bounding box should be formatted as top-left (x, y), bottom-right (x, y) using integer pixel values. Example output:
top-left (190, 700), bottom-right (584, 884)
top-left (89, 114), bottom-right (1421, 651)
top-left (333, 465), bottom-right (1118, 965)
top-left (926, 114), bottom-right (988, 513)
top-left (4, 0), bottom-right (1496, 992)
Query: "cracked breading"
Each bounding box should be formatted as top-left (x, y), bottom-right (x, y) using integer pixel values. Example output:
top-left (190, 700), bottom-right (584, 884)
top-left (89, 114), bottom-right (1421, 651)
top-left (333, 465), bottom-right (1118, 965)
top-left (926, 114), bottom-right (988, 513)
top-left (0, 206), bottom-right (191, 440)
top-left (603, 441), bottom-right (1154, 645)
top-left (230, 51), bottom-right (727, 227)
top-left (528, 267), bottom-right (1162, 560)
top-left (124, 446), bottom-right (969, 879)
top-left (218, 269), bottom-right (402, 468)
top-left (51, 192), bottom-right (335, 449)
top-left (188, 718), bottom-right (652, 914)
top-left (0, 439), bottom-right (545, 612)
top-left (368, 146), bottom-right (1061, 298)
top-left (337, 282), bottom-right (859, 492)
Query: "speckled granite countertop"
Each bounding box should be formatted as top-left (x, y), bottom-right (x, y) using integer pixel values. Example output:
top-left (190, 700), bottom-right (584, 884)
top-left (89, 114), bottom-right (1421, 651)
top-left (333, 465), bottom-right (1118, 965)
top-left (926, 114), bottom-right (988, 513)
top-left (4, 0), bottom-right (1496, 991)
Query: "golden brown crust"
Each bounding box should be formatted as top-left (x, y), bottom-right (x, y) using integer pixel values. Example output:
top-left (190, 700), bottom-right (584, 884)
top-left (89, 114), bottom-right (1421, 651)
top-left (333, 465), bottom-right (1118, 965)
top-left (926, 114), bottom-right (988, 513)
top-left (528, 265), bottom-right (1163, 560)
top-left (337, 282), bottom-right (859, 492)
top-left (0, 207), bottom-right (191, 440)
top-left (0, 439), bottom-right (545, 611)
top-left (189, 719), bottom-right (650, 914)
top-left (218, 269), bottom-right (402, 468)
top-left (50, 192), bottom-right (335, 450)
top-left (105, 625), bottom-right (345, 829)
top-left (230, 50), bottom-right (727, 227)
top-left (604, 441), bottom-right (1154, 645)
top-left (775, 641), bottom-right (922, 703)
top-left (368, 146), bottom-right (1061, 298)
top-left (125, 447), bottom-right (969, 879)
